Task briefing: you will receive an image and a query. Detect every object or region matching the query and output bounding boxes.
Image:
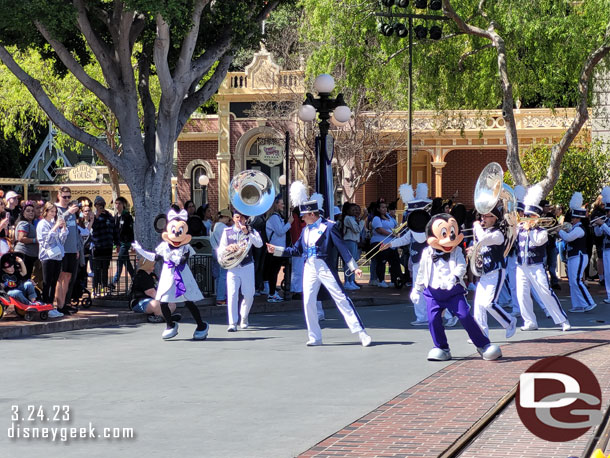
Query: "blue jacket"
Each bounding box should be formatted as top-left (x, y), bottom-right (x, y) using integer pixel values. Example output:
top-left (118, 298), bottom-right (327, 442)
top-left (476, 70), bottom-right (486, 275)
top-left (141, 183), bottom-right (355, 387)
top-left (276, 218), bottom-right (358, 273)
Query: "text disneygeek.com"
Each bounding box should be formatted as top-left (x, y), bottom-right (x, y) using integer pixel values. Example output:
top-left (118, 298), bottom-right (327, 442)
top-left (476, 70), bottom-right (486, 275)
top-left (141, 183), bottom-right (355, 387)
top-left (8, 405), bottom-right (135, 442)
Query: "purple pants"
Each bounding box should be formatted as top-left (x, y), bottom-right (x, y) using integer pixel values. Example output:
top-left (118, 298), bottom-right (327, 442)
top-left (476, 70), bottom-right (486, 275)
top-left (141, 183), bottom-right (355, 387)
top-left (423, 284), bottom-right (490, 350)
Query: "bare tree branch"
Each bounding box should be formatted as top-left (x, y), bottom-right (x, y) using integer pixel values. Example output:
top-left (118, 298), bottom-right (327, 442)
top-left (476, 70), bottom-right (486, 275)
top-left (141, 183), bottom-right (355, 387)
top-left (443, 0), bottom-right (526, 186)
top-left (137, 44), bottom-right (157, 164)
top-left (457, 43), bottom-right (492, 71)
top-left (73, 0), bottom-right (120, 89)
top-left (0, 45), bottom-right (120, 169)
top-left (154, 14), bottom-right (175, 98)
top-left (177, 54), bottom-right (233, 138)
top-left (539, 25), bottom-right (610, 195)
top-left (34, 21), bottom-right (114, 109)
top-left (175, 0), bottom-right (209, 78)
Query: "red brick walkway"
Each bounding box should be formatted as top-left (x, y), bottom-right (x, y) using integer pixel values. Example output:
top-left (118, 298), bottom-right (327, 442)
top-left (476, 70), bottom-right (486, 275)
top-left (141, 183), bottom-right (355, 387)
top-left (299, 329), bottom-right (610, 458)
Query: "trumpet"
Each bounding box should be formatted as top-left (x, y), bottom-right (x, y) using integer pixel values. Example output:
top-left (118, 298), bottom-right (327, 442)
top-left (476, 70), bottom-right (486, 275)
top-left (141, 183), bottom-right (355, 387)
top-left (545, 222), bottom-right (573, 235)
top-left (517, 216), bottom-right (557, 229)
top-left (590, 215), bottom-right (608, 225)
top-left (355, 220), bottom-right (409, 265)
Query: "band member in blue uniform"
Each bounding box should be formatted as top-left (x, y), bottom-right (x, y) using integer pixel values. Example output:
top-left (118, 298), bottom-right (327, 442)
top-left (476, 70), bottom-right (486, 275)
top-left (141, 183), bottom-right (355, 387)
top-left (218, 208), bottom-right (263, 331)
top-left (266, 184), bottom-right (371, 347)
top-left (558, 192), bottom-right (596, 313)
top-left (471, 206), bottom-right (517, 339)
top-left (516, 185), bottom-right (571, 332)
top-left (593, 186), bottom-right (610, 304)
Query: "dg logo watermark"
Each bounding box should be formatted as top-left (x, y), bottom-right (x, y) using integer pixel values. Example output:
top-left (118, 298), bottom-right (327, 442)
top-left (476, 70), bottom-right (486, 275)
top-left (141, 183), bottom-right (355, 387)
top-left (517, 356), bottom-right (602, 442)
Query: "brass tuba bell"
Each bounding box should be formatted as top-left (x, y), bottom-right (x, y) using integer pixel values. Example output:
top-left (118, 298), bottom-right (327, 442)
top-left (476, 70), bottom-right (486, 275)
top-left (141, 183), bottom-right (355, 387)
top-left (470, 162), bottom-right (518, 276)
top-left (219, 170), bottom-right (276, 270)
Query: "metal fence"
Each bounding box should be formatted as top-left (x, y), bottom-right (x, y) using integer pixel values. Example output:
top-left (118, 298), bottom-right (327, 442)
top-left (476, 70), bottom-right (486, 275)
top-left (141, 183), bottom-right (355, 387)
top-left (189, 254), bottom-right (215, 296)
top-left (91, 253), bottom-right (215, 300)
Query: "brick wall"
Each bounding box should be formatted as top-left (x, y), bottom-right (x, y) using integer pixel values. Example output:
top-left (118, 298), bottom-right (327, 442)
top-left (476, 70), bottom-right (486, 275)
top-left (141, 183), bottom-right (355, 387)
top-left (358, 151), bottom-right (398, 206)
top-left (176, 140), bottom-right (219, 213)
top-left (438, 149), bottom-right (508, 209)
top-left (229, 119), bottom-right (258, 177)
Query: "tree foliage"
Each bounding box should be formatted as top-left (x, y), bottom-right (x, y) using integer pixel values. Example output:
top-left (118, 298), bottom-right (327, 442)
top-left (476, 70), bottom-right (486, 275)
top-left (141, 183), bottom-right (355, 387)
top-left (301, 0), bottom-right (610, 111)
top-left (0, 0), bottom-right (285, 247)
top-left (505, 142), bottom-right (610, 208)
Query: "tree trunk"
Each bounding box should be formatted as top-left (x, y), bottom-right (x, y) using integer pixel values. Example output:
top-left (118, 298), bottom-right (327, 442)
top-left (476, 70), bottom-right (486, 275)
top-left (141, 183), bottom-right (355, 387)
top-left (126, 157), bottom-right (173, 251)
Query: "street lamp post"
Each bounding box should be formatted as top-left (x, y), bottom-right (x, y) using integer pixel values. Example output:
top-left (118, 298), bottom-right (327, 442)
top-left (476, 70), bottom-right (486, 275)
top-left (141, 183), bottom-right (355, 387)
top-left (376, 2), bottom-right (448, 184)
top-left (298, 74), bottom-right (352, 218)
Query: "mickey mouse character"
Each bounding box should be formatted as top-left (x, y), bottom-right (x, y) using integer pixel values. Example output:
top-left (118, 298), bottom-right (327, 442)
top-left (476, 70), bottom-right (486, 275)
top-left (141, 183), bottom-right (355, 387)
top-left (133, 208), bottom-right (209, 340)
top-left (410, 213), bottom-right (501, 361)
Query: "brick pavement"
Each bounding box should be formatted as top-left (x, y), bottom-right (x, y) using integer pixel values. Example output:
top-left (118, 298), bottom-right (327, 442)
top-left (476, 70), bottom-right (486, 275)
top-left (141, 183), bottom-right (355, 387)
top-left (298, 329), bottom-right (610, 458)
top-left (460, 343), bottom-right (610, 458)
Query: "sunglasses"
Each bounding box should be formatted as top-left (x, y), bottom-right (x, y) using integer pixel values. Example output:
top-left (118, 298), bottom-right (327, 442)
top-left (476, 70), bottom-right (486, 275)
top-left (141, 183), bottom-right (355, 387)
top-left (61, 195), bottom-right (71, 199)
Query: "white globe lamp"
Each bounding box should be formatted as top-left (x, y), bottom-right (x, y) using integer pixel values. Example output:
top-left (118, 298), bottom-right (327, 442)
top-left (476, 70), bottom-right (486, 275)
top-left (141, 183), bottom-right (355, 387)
top-left (198, 175), bottom-right (209, 187)
top-left (278, 175), bottom-right (287, 186)
top-left (314, 74), bottom-right (335, 94)
top-left (333, 105), bottom-right (352, 123)
top-left (298, 103), bottom-right (317, 122)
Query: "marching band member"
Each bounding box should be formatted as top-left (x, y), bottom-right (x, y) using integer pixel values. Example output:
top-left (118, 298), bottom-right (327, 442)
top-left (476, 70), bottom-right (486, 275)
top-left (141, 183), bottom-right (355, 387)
top-left (471, 206), bottom-right (517, 339)
top-left (266, 182), bottom-right (371, 347)
top-left (558, 192), bottom-right (596, 313)
top-left (217, 208), bottom-right (263, 331)
top-left (498, 185), bottom-right (526, 318)
top-left (515, 185), bottom-right (571, 332)
top-left (593, 186), bottom-right (610, 304)
top-left (382, 183), bottom-right (457, 327)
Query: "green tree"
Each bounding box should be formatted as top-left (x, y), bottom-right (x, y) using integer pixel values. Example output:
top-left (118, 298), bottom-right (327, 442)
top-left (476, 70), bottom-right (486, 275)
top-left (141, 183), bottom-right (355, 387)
top-left (505, 142), bottom-right (610, 208)
top-left (0, 0), bottom-right (284, 247)
top-left (301, 0), bottom-right (610, 195)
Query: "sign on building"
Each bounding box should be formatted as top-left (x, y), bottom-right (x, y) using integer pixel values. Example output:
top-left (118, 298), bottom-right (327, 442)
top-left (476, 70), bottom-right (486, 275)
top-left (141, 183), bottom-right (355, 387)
top-left (258, 144), bottom-right (284, 167)
top-left (68, 162), bottom-right (97, 182)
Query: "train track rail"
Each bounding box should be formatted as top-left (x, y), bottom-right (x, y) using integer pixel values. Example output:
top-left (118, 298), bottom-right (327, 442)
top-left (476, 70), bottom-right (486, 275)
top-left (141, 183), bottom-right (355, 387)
top-left (439, 341), bottom-right (610, 458)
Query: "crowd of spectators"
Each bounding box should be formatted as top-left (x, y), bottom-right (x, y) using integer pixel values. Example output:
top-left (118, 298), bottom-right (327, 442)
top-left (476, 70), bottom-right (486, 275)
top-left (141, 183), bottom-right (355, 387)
top-left (2, 185), bottom-right (604, 323)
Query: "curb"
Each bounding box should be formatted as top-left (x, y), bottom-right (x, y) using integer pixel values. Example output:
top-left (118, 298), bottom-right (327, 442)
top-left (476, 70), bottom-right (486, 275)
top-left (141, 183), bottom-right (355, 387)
top-left (0, 296), bottom-right (400, 339)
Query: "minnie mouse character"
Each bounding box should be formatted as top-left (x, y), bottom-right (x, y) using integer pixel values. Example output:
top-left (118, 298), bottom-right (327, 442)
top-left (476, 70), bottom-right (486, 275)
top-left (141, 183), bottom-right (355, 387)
top-left (410, 213), bottom-right (501, 361)
top-left (133, 208), bottom-right (209, 340)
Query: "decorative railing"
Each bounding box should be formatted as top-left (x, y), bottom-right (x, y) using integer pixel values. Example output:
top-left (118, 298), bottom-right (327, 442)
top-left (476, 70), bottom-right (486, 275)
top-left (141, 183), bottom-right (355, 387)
top-left (223, 70), bottom-right (304, 92)
top-left (372, 108), bottom-right (583, 132)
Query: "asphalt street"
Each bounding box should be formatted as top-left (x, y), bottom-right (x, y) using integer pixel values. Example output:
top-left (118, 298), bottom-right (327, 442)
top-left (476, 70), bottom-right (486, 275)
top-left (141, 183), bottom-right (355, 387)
top-left (1, 301), bottom-right (608, 458)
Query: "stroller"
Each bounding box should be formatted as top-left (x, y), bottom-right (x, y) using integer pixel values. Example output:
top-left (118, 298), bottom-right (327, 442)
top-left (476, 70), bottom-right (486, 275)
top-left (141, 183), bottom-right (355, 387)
top-left (0, 289), bottom-right (53, 321)
top-left (69, 263), bottom-right (93, 308)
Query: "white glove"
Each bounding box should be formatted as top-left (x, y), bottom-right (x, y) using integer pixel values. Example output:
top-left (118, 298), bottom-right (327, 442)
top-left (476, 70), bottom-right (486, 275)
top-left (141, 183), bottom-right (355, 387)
top-left (132, 240), bottom-right (155, 261)
top-left (410, 288), bottom-right (421, 304)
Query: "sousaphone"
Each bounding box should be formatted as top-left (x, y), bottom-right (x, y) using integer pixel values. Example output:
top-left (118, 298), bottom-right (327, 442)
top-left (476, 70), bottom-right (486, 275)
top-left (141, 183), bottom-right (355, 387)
top-left (470, 162), bottom-right (518, 276)
top-left (218, 170), bottom-right (276, 269)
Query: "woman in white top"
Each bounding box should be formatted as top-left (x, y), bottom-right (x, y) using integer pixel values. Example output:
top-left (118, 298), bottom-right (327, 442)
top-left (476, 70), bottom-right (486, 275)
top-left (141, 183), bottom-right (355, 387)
top-left (342, 203), bottom-right (364, 290)
top-left (211, 209), bottom-right (232, 305)
top-left (264, 196), bottom-right (293, 302)
top-left (371, 202), bottom-right (402, 288)
top-left (36, 202), bottom-right (68, 316)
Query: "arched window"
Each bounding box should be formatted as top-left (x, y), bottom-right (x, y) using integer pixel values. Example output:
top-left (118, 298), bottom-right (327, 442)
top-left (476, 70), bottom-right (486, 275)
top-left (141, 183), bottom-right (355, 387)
top-left (191, 166), bottom-right (208, 209)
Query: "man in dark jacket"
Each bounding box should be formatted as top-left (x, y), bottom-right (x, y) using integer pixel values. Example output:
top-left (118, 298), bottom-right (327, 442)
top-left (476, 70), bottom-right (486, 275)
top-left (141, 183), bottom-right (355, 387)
top-left (112, 196), bottom-right (135, 287)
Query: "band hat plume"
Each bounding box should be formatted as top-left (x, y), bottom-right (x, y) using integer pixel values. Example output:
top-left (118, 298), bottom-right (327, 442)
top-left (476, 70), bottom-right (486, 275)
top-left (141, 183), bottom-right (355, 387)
top-left (602, 186), bottom-right (610, 210)
top-left (399, 183), bottom-right (414, 206)
top-left (290, 180), bottom-right (309, 208)
top-left (523, 184), bottom-right (543, 217)
top-left (409, 182), bottom-right (431, 210)
top-left (569, 191), bottom-right (587, 218)
top-left (514, 185), bottom-right (527, 211)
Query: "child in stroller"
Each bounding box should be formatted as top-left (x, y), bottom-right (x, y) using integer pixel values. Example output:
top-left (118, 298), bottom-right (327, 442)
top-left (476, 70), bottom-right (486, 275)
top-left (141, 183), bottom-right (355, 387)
top-left (69, 262), bottom-right (93, 309)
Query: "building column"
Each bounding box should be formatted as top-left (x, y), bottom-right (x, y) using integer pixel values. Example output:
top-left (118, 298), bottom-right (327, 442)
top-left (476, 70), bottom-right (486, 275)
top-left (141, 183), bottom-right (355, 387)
top-left (431, 161), bottom-right (446, 198)
top-left (217, 101), bottom-right (231, 209)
